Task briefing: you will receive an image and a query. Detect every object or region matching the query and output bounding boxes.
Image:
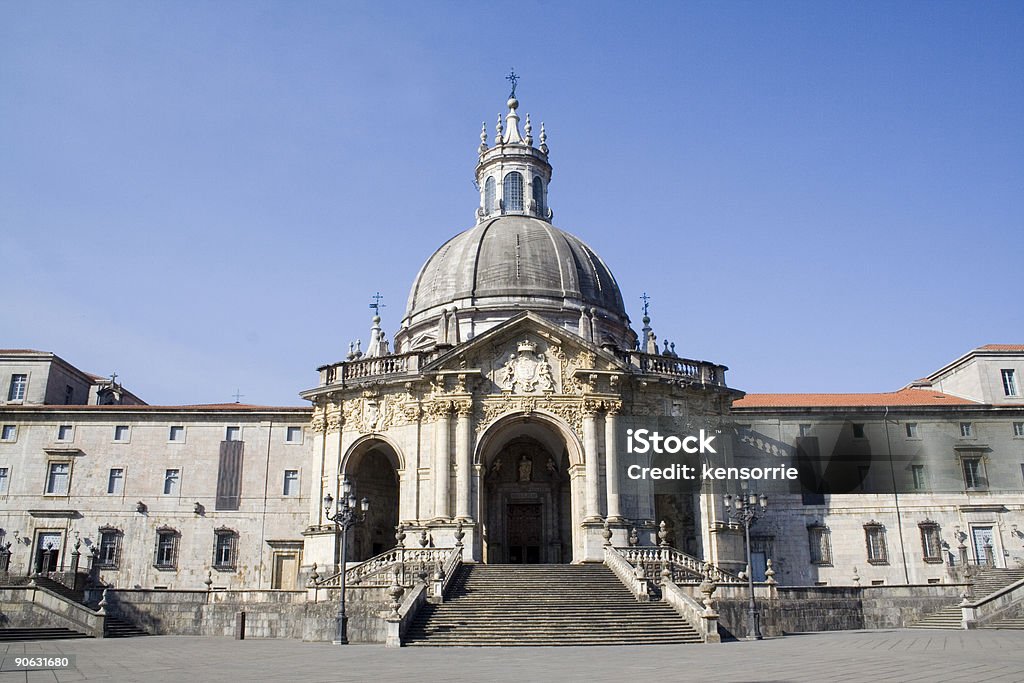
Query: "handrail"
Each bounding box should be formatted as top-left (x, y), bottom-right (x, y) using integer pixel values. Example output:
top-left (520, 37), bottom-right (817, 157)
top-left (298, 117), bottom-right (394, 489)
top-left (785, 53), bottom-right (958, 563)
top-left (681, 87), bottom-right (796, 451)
top-left (614, 546), bottom-right (743, 584)
top-left (313, 546), bottom-right (454, 589)
top-left (604, 546), bottom-right (649, 602)
top-left (961, 576), bottom-right (1024, 629)
top-left (438, 545), bottom-right (463, 598)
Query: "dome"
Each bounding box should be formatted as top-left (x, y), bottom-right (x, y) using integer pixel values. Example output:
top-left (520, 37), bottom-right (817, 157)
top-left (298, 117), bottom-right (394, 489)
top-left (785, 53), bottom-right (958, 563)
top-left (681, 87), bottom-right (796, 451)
top-left (399, 216), bottom-right (633, 349)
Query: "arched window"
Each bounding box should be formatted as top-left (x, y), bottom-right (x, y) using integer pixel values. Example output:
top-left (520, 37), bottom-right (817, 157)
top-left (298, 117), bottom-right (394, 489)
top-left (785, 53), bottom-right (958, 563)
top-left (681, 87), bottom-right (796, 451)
top-left (484, 176), bottom-right (496, 213)
top-left (532, 176), bottom-right (545, 216)
top-left (503, 172), bottom-right (523, 211)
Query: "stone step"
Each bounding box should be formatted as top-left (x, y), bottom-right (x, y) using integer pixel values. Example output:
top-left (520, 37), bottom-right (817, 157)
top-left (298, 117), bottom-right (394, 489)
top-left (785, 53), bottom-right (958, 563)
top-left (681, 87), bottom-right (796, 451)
top-left (0, 628), bottom-right (91, 641)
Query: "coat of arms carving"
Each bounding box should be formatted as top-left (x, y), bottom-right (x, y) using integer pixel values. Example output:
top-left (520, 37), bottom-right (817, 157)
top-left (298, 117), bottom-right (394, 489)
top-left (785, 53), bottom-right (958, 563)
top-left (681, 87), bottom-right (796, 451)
top-left (501, 340), bottom-right (555, 393)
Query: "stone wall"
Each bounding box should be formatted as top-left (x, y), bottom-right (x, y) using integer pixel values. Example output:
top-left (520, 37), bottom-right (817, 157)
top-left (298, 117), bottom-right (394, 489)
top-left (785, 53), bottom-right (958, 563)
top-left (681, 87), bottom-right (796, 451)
top-left (704, 583), bottom-right (965, 639)
top-left (861, 584), bottom-right (965, 629)
top-left (98, 585), bottom-right (392, 643)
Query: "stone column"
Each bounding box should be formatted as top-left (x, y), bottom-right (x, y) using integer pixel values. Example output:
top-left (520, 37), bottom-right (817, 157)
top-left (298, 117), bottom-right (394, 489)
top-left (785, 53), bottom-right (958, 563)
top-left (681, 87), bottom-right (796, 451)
top-left (583, 401), bottom-right (602, 521)
top-left (604, 401), bottom-right (623, 521)
top-left (455, 401), bottom-right (473, 521)
top-left (433, 402), bottom-right (452, 520)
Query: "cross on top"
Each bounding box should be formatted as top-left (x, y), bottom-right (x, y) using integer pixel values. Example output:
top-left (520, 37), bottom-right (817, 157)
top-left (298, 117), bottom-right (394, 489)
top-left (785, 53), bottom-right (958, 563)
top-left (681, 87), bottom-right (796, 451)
top-left (232, 389), bottom-right (244, 403)
top-left (506, 69), bottom-right (519, 98)
top-left (369, 292), bottom-right (386, 315)
top-left (109, 372), bottom-right (118, 384)
top-left (641, 292), bottom-right (651, 318)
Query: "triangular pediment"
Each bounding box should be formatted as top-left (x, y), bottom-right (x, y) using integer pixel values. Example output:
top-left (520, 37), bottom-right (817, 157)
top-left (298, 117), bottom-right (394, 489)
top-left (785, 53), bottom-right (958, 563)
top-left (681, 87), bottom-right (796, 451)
top-left (423, 313), bottom-right (627, 396)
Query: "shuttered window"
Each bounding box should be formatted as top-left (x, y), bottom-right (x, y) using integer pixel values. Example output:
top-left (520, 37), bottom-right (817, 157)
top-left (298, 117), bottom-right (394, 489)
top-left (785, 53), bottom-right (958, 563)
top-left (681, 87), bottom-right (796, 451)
top-left (215, 440), bottom-right (244, 510)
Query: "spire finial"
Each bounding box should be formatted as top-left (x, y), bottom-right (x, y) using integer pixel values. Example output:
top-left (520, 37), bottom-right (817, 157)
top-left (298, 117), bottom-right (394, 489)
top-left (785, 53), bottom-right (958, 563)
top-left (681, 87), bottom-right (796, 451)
top-left (641, 292), bottom-right (651, 319)
top-left (539, 121), bottom-right (548, 153)
top-left (506, 69), bottom-right (519, 99)
top-left (524, 114), bottom-right (533, 146)
top-left (479, 122), bottom-right (488, 153)
top-left (495, 113), bottom-right (503, 145)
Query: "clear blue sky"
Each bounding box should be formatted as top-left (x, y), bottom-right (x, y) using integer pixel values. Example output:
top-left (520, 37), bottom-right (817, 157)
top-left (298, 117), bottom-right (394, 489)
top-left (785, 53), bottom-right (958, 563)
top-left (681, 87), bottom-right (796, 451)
top-left (2, 2), bottom-right (1021, 406)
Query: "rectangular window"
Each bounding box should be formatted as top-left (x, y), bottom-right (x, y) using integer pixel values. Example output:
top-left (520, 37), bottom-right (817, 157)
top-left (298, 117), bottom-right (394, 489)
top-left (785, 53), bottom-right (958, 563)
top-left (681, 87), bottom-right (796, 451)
top-left (97, 529), bottom-right (122, 569)
top-left (215, 441), bottom-right (244, 510)
top-left (168, 425), bottom-right (185, 442)
top-left (114, 425), bottom-right (130, 442)
top-left (283, 469), bottom-right (300, 496)
top-left (798, 424), bottom-right (812, 437)
top-left (852, 423), bottom-right (866, 439)
top-left (7, 374), bottom-right (27, 401)
top-left (285, 426), bottom-right (302, 443)
top-left (1002, 369), bottom-right (1019, 396)
top-left (905, 423), bottom-right (919, 438)
top-left (46, 462), bottom-right (70, 495)
top-left (0, 467), bottom-right (9, 494)
top-left (0, 425), bottom-right (15, 441)
top-left (865, 523), bottom-right (888, 564)
top-left (154, 530), bottom-right (179, 569)
top-left (1013, 422), bottom-right (1024, 438)
top-left (225, 426), bottom-right (240, 442)
top-left (912, 464), bottom-right (926, 491)
top-left (213, 531), bottom-right (238, 569)
top-left (962, 458), bottom-right (986, 490)
top-left (920, 523), bottom-right (942, 563)
top-left (960, 422), bottom-right (973, 438)
top-left (57, 425), bottom-right (73, 441)
top-left (107, 468), bottom-right (125, 495)
top-left (64, 385), bottom-right (74, 405)
top-left (163, 469), bottom-right (180, 496)
top-left (808, 525), bottom-right (832, 565)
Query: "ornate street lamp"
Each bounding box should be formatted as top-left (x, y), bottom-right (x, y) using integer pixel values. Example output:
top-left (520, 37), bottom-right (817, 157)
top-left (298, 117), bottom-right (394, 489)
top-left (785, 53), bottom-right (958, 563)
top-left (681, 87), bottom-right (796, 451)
top-left (323, 476), bottom-right (369, 645)
top-left (723, 486), bottom-right (767, 641)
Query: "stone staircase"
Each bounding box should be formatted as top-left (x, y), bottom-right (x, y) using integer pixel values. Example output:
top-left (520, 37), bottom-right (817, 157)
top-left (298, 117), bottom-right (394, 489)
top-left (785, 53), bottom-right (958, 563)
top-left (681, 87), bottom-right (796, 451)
top-left (404, 563), bottom-right (703, 646)
top-left (0, 627), bottom-right (92, 642)
top-left (32, 576), bottom-right (148, 638)
top-left (910, 568), bottom-right (1024, 630)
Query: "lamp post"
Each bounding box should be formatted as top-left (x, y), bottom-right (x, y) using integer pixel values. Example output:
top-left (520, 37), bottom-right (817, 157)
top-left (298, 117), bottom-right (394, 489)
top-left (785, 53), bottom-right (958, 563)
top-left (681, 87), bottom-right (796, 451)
top-left (723, 486), bottom-right (767, 641)
top-left (323, 476), bottom-right (369, 645)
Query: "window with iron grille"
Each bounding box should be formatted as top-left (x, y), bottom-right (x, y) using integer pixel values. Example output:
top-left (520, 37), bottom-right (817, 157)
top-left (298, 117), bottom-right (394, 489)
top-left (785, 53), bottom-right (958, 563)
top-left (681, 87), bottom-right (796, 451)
top-left (503, 172), bottom-right (523, 211)
top-left (808, 524), bottom-right (832, 565)
top-left (864, 521), bottom-right (888, 564)
top-left (919, 521), bottom-right (942, 563)
top-left (97, 527), bottom-right (122, 569)
top-left (213, 529), bottom-right (238, 570)
top-left (154, 528), bottom-right (179, 569)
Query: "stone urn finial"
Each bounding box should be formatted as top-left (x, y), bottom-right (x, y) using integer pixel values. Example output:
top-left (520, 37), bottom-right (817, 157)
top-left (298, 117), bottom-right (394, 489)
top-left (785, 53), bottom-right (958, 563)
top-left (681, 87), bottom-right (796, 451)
top-left (418, 530), bottom-right (429, 548)
top-left (454, 522), bottom-right (465, 547)
top-left (602, 521), bottom-right (613, 547)
top-left (628, 527), bottom-right (639, 547)
top-left (395, 524), bottom-right (407, 548)
top-left (765, 559), bottom-right (777, 585)
top-left (388, 571), bottom-right (405, 618)
top-left (658, 520), bottom-right (670, 547)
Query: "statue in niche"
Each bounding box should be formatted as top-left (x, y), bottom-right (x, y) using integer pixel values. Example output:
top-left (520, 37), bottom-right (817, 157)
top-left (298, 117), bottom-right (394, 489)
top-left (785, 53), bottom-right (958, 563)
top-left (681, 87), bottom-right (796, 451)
top-left (546, 457), bottom-right (558, 477)
top-left (536, 354), bottom-right (555, 391)
top-left (491, 458), bottom-right (503, 477)
top-left (518, 455), bottom-right (533, 482)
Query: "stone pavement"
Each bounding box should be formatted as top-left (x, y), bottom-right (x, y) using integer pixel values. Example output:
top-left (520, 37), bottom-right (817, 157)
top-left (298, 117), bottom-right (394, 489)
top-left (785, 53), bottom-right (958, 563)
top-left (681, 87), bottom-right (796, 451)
top-left (0, 629), bottom-right (1022, 683)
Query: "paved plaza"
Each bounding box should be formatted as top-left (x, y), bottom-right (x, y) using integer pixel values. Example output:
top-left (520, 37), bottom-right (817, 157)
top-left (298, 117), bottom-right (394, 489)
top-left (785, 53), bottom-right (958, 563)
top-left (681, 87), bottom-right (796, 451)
top-left (1, 630), bottom-right (1022, 683)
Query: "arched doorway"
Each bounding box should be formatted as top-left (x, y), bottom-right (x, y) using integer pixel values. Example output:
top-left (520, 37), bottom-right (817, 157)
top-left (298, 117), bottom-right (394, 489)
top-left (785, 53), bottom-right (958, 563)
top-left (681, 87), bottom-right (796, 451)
top-left (344, 439), bottom-right (401, 562)
top-left (477, 417), bottom-right (578, 564)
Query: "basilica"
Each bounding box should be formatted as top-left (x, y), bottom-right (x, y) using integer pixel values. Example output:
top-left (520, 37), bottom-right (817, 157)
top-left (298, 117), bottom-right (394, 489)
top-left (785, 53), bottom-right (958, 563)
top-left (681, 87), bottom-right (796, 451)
top-left (1, 89), bottom-right (1022, 643)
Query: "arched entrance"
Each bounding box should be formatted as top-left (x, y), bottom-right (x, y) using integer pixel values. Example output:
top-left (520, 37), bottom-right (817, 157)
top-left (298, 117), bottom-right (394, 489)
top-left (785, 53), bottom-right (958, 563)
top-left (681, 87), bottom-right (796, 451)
top-left (343, 439), bottom-right (401, 562)
top-left (477, 415), bottom-right (579, 564)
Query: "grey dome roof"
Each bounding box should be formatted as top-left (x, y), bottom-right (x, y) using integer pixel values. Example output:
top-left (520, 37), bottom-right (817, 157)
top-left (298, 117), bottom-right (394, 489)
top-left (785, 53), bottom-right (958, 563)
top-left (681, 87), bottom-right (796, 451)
top-left (404, 216), bottom-right (627, 324)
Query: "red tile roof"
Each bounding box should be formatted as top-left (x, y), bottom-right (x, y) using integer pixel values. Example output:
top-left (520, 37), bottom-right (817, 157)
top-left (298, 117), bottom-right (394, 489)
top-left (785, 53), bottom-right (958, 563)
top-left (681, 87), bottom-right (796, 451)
top-left (733, 388), bottom-right (979, 409)
top-left (979, 344), bottom-right (1024, 351)
top-left (1, 403), bottom-right (310, 412)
